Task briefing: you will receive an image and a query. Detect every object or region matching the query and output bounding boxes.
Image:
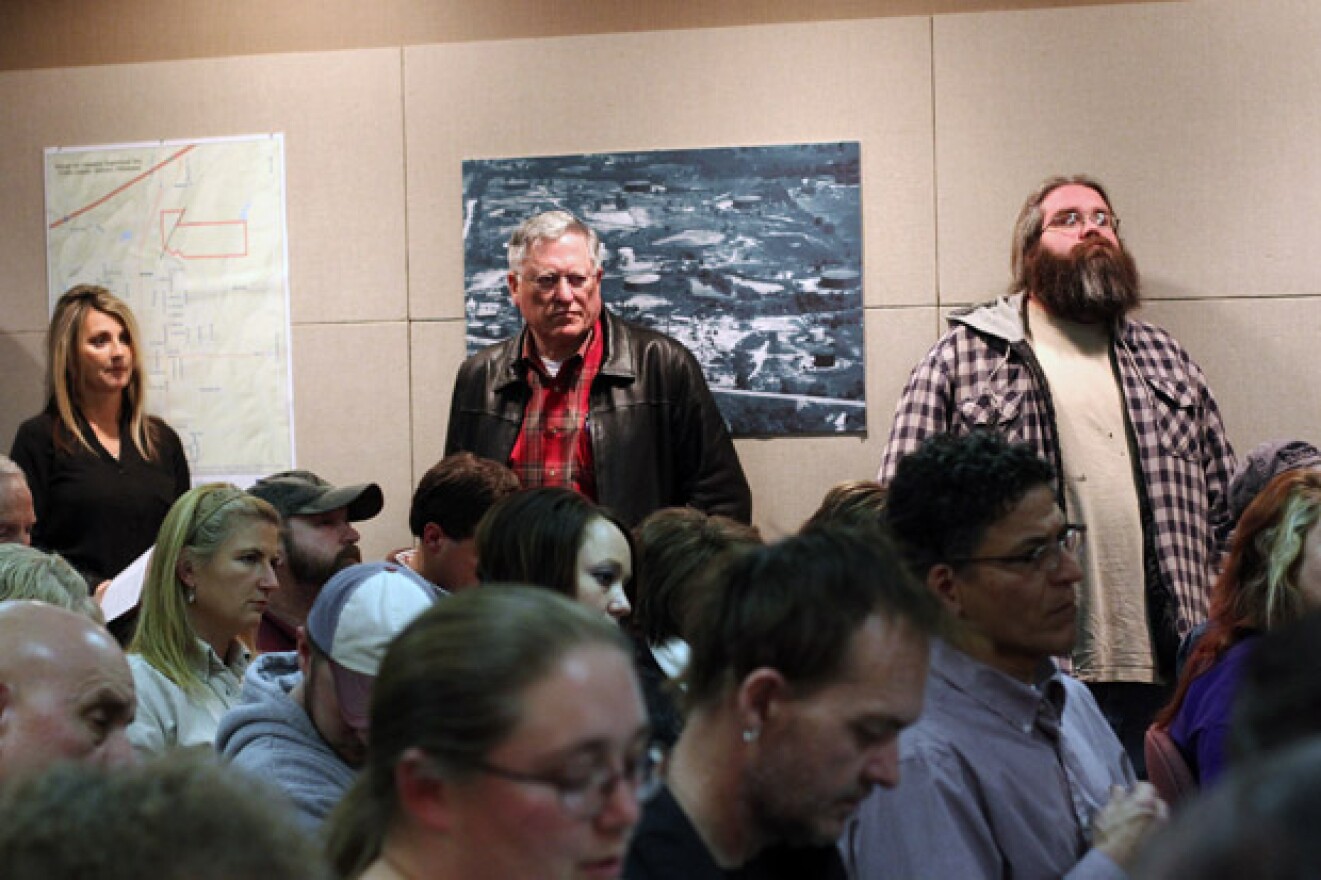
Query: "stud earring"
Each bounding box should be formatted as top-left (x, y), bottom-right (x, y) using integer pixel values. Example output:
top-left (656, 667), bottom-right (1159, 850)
top-left (742, 726), bottom-right (760, 744)
top-left (186, 588), bottom-right (196, 605)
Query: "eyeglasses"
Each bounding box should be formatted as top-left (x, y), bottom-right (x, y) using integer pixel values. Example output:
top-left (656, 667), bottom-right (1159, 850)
top-left (1044, 209), bottom-right (1120, 234)
top-left (528, 272), bottom-right (594, 293)
top-left (949, 524), bottom-right (1086, 574)
top-left (470, 745), bottom-right (662, 820)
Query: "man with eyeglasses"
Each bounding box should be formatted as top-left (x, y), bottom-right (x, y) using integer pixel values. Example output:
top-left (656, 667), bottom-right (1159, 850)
top-left (845, 431), bottom-right (1167, 880)
top-left (879, 174), bottom-right (1236, 773)
top-left (445, 210), bottom-right (751, 528)
top-left (627, 523), bottom-right (941, 879)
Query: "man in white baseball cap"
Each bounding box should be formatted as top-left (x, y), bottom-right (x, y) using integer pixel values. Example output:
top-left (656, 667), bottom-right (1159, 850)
top-left (216, 560), bottom-right (440, 830)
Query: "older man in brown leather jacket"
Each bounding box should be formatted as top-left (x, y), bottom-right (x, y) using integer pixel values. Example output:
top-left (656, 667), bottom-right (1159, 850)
top-left (445, 210), bottom-right (751, 527)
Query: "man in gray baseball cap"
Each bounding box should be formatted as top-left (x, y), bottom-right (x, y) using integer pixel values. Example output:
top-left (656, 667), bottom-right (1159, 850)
top-left (216, 560), bottom-right (439, 830)
top-left (248, 470), bottom-right (384, 653)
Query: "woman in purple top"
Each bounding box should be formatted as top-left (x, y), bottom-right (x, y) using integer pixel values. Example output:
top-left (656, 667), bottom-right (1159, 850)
top-left (1156, 468), bottom-right (1321, 784)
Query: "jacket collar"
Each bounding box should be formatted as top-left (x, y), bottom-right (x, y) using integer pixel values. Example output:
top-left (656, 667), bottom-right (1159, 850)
top-left (951, 291), bottom-right (1135, 347)
top-left (495, 308), bottom-right (634, 392)
top-left (598, 308), bottom-right (636, 380)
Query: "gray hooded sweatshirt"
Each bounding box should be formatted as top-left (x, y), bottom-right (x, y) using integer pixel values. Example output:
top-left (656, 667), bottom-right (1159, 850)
top-left (215, 651), bottom-right (357, 832)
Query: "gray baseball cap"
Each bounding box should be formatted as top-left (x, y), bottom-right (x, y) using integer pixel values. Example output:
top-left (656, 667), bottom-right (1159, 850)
top-left (247, 469), bottom-right (384, 522)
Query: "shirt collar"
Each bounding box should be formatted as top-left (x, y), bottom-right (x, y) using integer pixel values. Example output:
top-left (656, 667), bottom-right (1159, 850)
top-left (930, 638), bottom-right (1067, 731)
top-left (192, 637), bottom-right (249, 676)
top-left (519, 319), bottom-right (601, 377)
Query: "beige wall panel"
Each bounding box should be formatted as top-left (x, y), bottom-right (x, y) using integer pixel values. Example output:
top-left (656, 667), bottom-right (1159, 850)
top-left (933, 0), bottom-right (1321, 303)
top-left (410, 320), bottom-right (469, 477)
top-left (0, 332), bottom-right (47, 452)
top-left (290, 322), bottom-right (412, 562)
top-left (0, 0), bottom-right (1178, 72)
top-left (0, 48), bottom-right (405, 333)
top-left (1140, 297), bottom-right (1321, 455)
top-left (740, 306), bottom-right (940, 537)
top-left (404, 17), bottom-right (936, 320)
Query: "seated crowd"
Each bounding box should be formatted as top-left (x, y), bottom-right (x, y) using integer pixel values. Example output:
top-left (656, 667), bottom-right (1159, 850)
top-left (4, 426), bottom-right (1321, 879)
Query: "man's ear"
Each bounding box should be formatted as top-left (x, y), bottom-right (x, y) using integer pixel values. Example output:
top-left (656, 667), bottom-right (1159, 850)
top-left (395, 747), bottom-right (454, 832)
top-left (927, 564), bottom-right (964, 616)
top-left (736, 668), bottom-right (789, 734)
top-left (421, 522), bottom-right (446, 552)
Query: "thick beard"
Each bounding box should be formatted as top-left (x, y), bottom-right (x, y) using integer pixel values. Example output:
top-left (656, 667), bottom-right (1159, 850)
top-left (1026, 238), bottom-right (1141, 324)
top-left (286, 541), bottom-right (361, 589)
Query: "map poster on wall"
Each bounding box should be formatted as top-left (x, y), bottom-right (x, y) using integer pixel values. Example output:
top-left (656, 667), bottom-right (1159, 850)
top-left (462, 142), bottom-right (865, 437)
top-left (44, 134), bottom-right (295, 483)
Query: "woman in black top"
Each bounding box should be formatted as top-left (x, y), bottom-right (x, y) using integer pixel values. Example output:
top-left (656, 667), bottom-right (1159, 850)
top-left (10, 285), bottom-right (190, 588)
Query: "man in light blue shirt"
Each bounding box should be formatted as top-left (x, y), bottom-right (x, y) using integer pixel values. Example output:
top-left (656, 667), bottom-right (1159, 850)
top-left (843, 432), bottom-right (1167, 880)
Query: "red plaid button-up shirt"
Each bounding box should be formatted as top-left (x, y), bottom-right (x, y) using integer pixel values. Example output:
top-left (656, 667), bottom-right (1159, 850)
top-left (509, 319), bottom-right (605, 500)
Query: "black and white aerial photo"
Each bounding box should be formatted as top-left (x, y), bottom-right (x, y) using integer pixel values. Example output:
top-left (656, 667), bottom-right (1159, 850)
top-left (462, 142), bottom-right (865, 436)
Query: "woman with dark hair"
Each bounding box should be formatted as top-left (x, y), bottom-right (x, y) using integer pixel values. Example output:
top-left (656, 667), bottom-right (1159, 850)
top-left (10, 285), bottom-right (190, 587)
top-left (1154, 468), bottom-right (1321, 785)
top-left (475, 487), bottom-right (634, 621)
top-left (126, 483), bottom-right (280, 757)
top-left (326, 587), bottom-right (651, 880)
top-left (630, 507), bottom-right (761, 748)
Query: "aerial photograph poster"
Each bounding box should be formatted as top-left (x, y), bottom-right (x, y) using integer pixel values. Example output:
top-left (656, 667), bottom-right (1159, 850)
top-left (461, 141), bottom-right (865, 437)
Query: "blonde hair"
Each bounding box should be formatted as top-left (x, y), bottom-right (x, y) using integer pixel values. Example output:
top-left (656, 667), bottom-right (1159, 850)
top-left (129, 484), bottom-right (278, 695)
top-left (1240, 474), bottom-right (1321, 630)
top-left (46, 285), bottom-right (158, 459)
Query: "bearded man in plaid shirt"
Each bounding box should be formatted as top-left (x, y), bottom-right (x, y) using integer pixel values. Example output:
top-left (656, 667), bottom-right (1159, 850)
top-left (445, 210), bottom-right (751, 529)
top-left (878, 175), bottom-right (1236, 774)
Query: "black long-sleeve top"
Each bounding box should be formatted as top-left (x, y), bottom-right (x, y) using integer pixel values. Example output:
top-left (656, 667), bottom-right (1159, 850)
top-left (10, 408), bottom-right (190, 587)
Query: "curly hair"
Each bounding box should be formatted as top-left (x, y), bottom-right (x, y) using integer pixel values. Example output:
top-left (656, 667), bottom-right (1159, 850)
top-left (883, 431), bottom-right (1057, 578)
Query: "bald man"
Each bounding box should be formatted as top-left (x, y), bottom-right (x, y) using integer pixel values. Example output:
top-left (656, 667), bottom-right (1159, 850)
top-left (0, 602), bottom-right (136, 779)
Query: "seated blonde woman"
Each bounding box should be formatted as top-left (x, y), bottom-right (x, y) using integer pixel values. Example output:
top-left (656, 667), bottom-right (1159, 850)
top-left (126, 484), bottom-right (280, 757)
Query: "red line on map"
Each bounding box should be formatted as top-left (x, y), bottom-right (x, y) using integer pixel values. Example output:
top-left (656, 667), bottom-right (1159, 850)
top-left (49, 144), bottom-right (197, 230)
top-left (160, 208), bottom-right (249, 259)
